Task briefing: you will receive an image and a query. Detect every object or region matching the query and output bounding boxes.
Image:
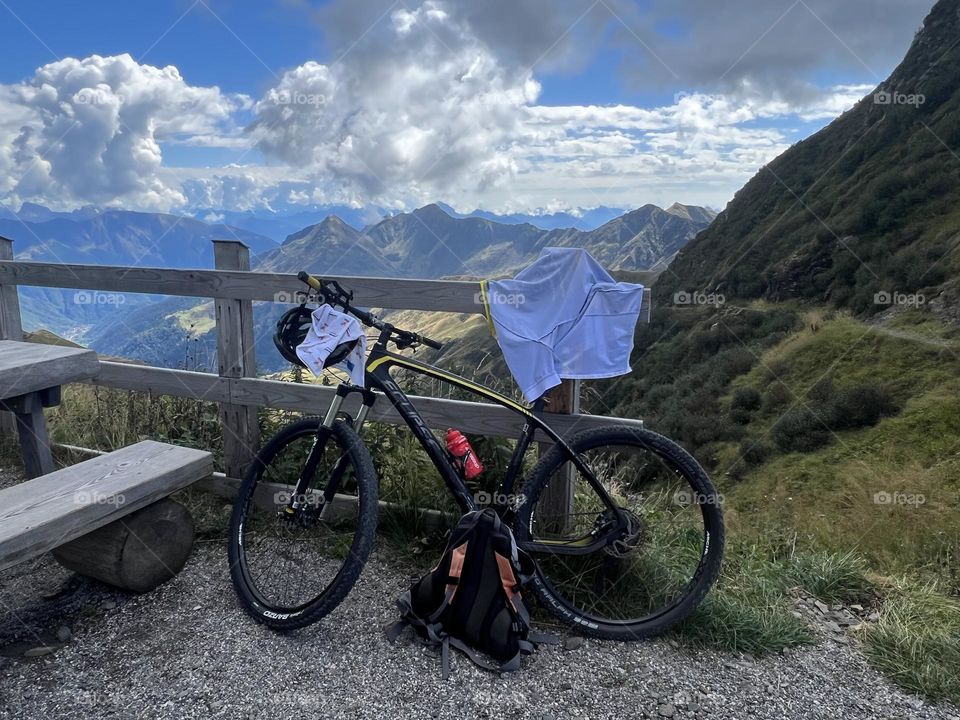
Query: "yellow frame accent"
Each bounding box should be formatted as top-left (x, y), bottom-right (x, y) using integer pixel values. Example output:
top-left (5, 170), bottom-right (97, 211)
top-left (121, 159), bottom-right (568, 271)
top-left (365, 353), bottom-right (531, 415)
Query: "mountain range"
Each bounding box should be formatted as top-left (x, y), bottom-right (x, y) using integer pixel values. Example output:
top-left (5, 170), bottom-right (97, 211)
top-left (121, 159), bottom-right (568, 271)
top-left (257, 201), bottom-right (714, 279)
top-left (0, 200), bottom-right (714, 365)
top-left (0, 211), bottom-right (278, 338)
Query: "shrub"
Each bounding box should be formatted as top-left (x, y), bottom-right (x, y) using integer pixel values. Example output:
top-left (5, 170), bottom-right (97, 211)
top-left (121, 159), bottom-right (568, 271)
top-left (764, 383), bottom-right (793, 410)
top-left (739, 439), bottom-right (773, 467)
top-left (771, 407), bottom-right (832, 452)
top-left (731, 387), bottom-right (763, 413)
top-left (828, 383), bottom-right (898, 429)
top-left (808, 375), bottom-right (836, 404)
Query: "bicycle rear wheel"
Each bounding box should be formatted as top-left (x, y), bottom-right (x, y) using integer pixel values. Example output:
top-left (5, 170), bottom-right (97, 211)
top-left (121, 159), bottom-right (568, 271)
top-left (514, 426), bottom-right (724, 639)
top-left (228, 417), bottom-right (378, 630)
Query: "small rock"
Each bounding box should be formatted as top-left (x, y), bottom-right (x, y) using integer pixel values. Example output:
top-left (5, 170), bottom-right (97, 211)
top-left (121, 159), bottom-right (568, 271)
top-left (813, 600), bottom-right (829, 614)
top-left (23, 645), bottom-right (58, 658)
top-left (55, 626), bottom-right (71, 643)
top-left (850, 604), bottom-right (864, 612)
top-left (867, 611), bottom-right (880, 622)
top-left (824, 621), bottom-right (843, 633)
top-left (766, 685), bottom-right (776, 695)
top-left (789, 611), bottom-right (803, 619)
top-left (657, 703), bottom-right (676, 718)
top-left (563, 636), bottom-right (584, 651)
top-left (102, 600), bottom-right (117, 610)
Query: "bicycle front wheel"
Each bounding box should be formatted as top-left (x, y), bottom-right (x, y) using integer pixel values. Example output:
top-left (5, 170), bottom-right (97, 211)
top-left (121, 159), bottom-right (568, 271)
top-left (514, 426), bottom-right (724, 640)
top-left (228, 417), bottom-right (378, 631)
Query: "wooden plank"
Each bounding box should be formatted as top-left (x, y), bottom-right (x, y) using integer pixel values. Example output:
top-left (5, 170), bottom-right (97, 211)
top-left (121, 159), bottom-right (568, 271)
top-left (0, 259), bottom-right (657, 319)
top-left (0, 241), bottom-right (24, 437)
top-left (0, 440), bottom-right (213, 571)
top-left (86, 362), bottom-right (643, 438)
top-left (12, 393), bottom-right (55, 478)
top-left (213, 240), bottom-right (259, 479)
top-left (0, 239), bottom-right (23, 341)
top-left (0, 340), bottom-right (100, 400)
top-left (538, 380), bottom-right (579, 531)
top-left (0, 261), bottom-right (489, 314)
top-left (92, 361), bottom-right (230, 401)
top-left (199, 473), bottom-right (453, 532)
top-left (229, 375), bottom-right (642, 438)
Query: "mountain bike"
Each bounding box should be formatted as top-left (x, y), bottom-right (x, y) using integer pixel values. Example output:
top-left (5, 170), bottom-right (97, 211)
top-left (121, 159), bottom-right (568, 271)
top-left (228, 272), bottom-right (724, 638)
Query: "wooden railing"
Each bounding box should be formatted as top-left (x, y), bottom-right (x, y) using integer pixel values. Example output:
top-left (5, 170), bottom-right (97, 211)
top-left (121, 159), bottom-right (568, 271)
top-left (0, 236), bottom-right (653, 481)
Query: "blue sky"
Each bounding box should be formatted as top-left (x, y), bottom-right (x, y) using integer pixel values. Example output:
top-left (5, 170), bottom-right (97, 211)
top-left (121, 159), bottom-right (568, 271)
top-left (0, 0), bottom-right (933, 214)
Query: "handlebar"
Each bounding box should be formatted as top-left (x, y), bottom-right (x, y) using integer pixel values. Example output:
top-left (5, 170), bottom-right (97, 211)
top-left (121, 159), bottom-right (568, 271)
top-left (296, 271), bottom-right (443, 351)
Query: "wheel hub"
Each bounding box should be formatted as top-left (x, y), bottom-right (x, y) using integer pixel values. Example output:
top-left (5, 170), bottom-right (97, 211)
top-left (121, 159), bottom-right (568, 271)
top-left (602, 508), bottom-right (645, 558)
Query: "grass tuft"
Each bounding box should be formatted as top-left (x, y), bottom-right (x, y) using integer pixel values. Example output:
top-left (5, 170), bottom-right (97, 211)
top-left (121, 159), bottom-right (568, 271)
top-left (784, 550), bottom-right (873, 603)
top-left (863, 581), bottom-right (960, 704)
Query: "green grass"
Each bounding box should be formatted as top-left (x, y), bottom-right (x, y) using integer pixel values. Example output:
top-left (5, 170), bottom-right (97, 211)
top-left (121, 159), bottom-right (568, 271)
top-left (672, 543), bottom-right (815, 654)
top-left (863, 580), bottom-right (960, 703)
top-left (784, 550), bottom-right (874, 603)
top-left (886, 308), bottom-right (960, 343)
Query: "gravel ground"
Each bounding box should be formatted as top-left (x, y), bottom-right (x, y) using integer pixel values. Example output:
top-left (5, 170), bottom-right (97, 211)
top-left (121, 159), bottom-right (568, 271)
top-left (2, 541), bottom-right (959, 720)
top-left (1, 460), bottom-right (958, 720)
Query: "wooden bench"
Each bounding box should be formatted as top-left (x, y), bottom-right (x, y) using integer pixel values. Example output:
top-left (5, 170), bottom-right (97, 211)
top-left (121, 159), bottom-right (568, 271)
top-left (0, 440), bottom-right (213, 591)
top-left (0, 339), bottom-right (101, 477)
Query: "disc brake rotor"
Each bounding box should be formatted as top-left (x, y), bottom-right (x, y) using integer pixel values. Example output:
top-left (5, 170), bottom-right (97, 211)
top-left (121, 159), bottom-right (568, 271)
top-left (602, 508), bottom-right (645, 558)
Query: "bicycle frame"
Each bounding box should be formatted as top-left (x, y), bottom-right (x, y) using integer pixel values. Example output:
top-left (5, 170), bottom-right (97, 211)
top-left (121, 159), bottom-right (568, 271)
top-left (301, 326), bottom-right (626, 555)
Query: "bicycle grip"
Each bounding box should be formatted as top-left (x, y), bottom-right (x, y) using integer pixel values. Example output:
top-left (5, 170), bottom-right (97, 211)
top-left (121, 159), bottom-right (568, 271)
top-left (297, 271), bottom-right (323, 292)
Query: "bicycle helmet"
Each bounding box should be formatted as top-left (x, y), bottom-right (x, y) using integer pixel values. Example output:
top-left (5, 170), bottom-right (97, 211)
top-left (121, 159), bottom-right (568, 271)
top-left (273, 304), bottom-right (358, 370)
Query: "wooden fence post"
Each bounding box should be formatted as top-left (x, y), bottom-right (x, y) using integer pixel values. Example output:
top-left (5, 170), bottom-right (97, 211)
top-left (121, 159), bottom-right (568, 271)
top-left (0, 237), bottom-right (24, 438)
top-left (213, 240), bottom-right (259, 479)
top-left (538, 378), bottom-right (580, 532)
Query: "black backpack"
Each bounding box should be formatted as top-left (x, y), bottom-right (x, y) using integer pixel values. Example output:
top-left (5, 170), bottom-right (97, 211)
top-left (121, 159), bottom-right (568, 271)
top-left (386, 509), bottom-right (555, 677)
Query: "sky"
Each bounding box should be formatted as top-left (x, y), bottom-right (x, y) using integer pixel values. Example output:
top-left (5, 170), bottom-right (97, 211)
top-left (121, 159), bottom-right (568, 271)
top-left (0, 0), bottom-right (934, 215)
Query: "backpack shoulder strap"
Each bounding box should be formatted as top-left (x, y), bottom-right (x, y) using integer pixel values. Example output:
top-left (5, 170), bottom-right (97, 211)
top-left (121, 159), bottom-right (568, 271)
top-left (445, 540), bottom-right (469, 602)
top-left (493, 551), bottom-right (521, 612)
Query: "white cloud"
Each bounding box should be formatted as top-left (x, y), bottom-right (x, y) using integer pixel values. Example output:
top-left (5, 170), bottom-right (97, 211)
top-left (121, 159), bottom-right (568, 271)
top-left (5, 53), bottom-right (249, 211)
top-left (249, 1), bottom-right (539, 204)
top-left (0, 2), bottom-right (878, 215)
top-left (246, 0), bottom-right (874, 213)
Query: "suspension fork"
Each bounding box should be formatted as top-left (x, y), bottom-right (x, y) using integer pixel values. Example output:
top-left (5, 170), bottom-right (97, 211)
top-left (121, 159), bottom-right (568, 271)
top-left (289, 384), bottom-right (376, 513)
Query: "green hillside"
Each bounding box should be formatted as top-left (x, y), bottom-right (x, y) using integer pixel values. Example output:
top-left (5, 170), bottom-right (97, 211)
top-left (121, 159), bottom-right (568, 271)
top-left (659, 0), bottom-right (960, 314)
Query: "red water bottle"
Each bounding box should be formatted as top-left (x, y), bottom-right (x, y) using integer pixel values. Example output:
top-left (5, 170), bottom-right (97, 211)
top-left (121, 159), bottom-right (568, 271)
top-left (445, 429), bottom-right (484, 479)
